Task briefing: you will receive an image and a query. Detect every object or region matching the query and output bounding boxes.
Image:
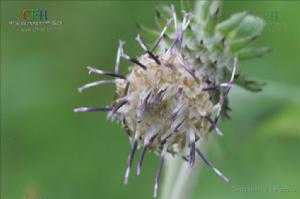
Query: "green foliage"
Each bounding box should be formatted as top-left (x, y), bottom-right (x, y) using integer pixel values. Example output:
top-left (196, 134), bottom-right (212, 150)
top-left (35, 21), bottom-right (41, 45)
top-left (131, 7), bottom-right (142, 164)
top-left (237, 47), bottom-right (272, 60)
top-left (142, 1), bottom-right (270, 94)
top-left (235, 74), bottom-right (265, 92)
top-left (217, 11), bottom-right (249, 36)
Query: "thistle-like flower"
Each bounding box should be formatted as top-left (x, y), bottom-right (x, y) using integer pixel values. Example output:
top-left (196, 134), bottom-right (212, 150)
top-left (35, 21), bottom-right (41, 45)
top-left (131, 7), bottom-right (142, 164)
top-left (75, 1), bottom-right (268, 197)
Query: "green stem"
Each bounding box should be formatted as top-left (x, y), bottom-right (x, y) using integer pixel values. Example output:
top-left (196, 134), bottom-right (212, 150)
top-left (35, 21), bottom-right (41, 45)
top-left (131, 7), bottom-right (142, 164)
top-left (159, 154), bottom-right (183, 199)
top-left (159, 139), bottom-right (209, 199)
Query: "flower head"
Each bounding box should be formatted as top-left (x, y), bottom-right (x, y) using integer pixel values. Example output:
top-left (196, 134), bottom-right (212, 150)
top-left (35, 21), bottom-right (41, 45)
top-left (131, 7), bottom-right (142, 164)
top-left (75, 1), bottom-right (267, 197)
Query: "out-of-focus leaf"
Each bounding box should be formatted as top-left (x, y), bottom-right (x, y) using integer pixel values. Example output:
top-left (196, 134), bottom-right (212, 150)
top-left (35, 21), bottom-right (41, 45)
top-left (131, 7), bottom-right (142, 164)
top-left (154, 4), bottom-right (170, 28)
top-left (216, 11), bottom-right (248, 37)
top-left (194, 0), bottom-right (213, 22)
top-left (180, 0), bottom-right (192, 12)
top-left (229, 15), bottom-right (265, 39)
top-left (235, 74), bottom-right (266, 92)
top-left (136, 23), bottom-right (159, 45)
top-left (237, 47), bottom-right (271, 60)
top-left (228, 36), bottom-right (257, 52)
top-left (155, 3), bottom-right (171, 20)
top-left (220, 96), bottom-right (231, 119)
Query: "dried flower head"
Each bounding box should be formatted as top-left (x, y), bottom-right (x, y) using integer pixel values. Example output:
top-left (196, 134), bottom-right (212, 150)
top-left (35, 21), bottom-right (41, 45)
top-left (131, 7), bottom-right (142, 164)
top-left (75, 1), bottom-right (268, 197)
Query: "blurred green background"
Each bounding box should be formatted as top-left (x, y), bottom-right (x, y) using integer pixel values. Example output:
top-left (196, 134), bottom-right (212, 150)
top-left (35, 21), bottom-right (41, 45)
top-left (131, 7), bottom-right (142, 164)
top-left (1, 1), bottom-right (300, 199)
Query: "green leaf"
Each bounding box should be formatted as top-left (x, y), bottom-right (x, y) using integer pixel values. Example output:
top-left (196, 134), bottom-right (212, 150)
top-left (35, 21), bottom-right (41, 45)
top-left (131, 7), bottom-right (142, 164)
top-left (204, 14), bottom-right (218, 36)
top-left (237, 47), bottom-right (271, 60)
top-left (228, 36), bottom-right (257, 52)
top-left (217, 11), bottom-right (248, 37)
top-left (229, 15), bottom-right (265, 39)
top-left (194, 0), bottom-right (213, 22)
top-left (235, 74), bottom-right (266, 92)
top-left (136, 23), bottom-right (159, 45)
top-left (221, 96), bottom-right (231, 119)
top-left (154, 5), bottom-right (170, 28)
top-left (180, 0), bottom-right (192, 12)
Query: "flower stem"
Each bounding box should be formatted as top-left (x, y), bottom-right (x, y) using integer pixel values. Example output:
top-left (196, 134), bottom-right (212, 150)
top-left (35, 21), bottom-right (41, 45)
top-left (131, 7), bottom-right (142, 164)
top-left (159, 154), bottom-right (183, 199)
top-left (160, 139), bottom-right (209, 199)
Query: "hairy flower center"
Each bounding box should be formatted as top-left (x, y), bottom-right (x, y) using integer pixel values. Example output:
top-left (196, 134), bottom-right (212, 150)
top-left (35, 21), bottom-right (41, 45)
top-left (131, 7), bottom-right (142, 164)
top-left (114, 50), bottom-right (213, 153)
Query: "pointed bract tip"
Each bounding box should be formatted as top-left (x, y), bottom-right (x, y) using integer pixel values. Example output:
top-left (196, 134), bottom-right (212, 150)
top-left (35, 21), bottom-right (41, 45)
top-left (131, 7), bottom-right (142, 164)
top-left (137, 166), bottom-right (141, 176)
top-left (153, 183), bottom-right (158, 198)
top-left (86, 66), bottom-right (94, 74)
top-left (215, 127), bottom-right (224, 136)
top-left (213, 167), bottom-right (230, 182)
top-left (124, 167), bottom-right (130, 185)
top-left (74, 107), bottom-right (88, 113)
top-left (74, 106), bottom-right (112, 113)
top-left (73, 108), bottom-right (80, 113)
top-left (189, 161), bottom-right (194, 168)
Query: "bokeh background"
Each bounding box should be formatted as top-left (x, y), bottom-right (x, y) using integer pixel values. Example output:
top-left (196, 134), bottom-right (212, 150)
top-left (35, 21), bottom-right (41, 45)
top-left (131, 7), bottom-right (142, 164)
top-left (1, 1), bottom-right (300, 199)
